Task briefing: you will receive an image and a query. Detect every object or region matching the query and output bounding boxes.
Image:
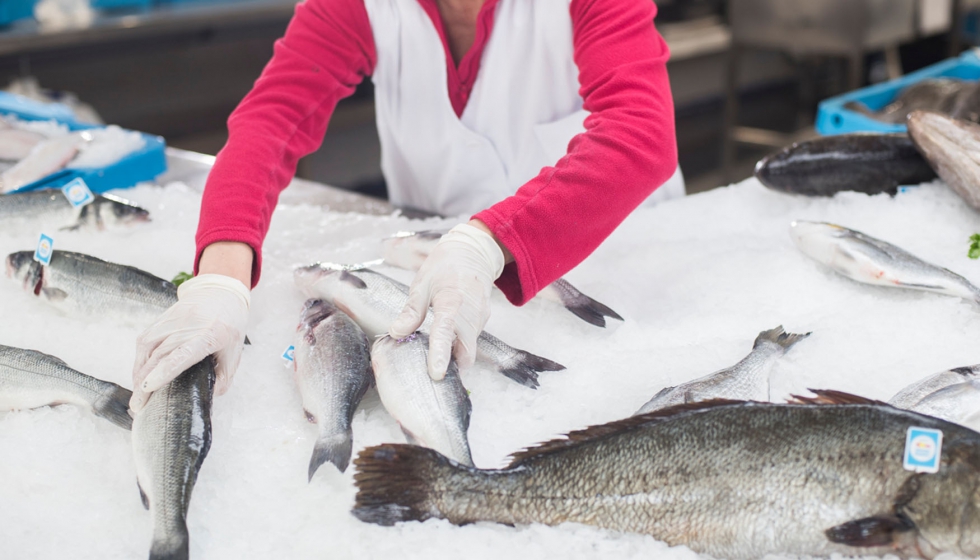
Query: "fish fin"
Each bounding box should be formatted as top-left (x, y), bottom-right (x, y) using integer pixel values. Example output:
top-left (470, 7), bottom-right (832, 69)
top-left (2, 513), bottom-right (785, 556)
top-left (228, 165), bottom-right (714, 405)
top-left (789, 389), bottom-right (888, 406)
top-left (498, 350), bottom-right (565, 389)
top-left (58, 224), bottom-right (81, 232)
top-left (552, 279), bottom-right (624, 327)
top-left (825, 514), bottom-right (914, 547)
top-left (309, 430), bottom-right (354, 480)
top-left (352, 444), bottom-right (463, 526)
top-left (895, 281), bottom-right (945, 290)
top-left (400, 427), bottom-right (422, 446)
top-left (244, 335), bottom-right (251, 346)
top-left (507, 399), bottom-right (746, 467)
top-left (41, 287), bottom-right (68, 302)
top-left (339, 271), bottom-right (368, 289)
top-left (92, 384), bottom-right (133, 430)
top-left (952, 366), bottom-right (980, 377)
top-left (753, 326), bottom-right (811, 350)
top-left (150, 522), bottom-right (190, 560)
top-left (137, 481), bottom-right (149, 510)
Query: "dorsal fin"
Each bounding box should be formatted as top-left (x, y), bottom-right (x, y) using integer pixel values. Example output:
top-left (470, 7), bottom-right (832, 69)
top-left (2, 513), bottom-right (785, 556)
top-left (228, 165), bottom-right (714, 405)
top-left (339, 271), bottom-right (368, 289)
top-left (788, 388), bottom-right (887, 406)
top-left (506, 398), bottom-right (745, 467)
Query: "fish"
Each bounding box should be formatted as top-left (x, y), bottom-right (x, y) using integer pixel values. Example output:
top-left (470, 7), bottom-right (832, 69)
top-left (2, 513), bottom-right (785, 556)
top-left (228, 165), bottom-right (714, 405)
top-left (353, 395), bottom-right (980, 559)
top-left (0, 127), bottom-right (46, 161)
top-left (382, 230), bottom-right (623, 327)
top-left (634, 325), bottom-right (809, 415)
top-left (371, 333), bottom-right (473, 466)
top-left (294, 264), bottom-right (564, 388)
top-left (754, 134), bottom-right (936, 197)
top-left (0, 189), bottom-right (150, 230)
top-left (790, 221), bottom-right (980, 305)
top-left (294, 299), bottom-right (374, 478)
top-left (906, 110), bottom-right (980, 211)
top-left (843, 78), bottom-right (980, 124)
top-left (5, 250), bottom-right (177, 322)
top-left (904, 380), bottom-right (980, 431)
top-left (132, 357), bottom-right (214, 560)
top-left (0, 132), bottom-right (87, 193)
top-left (0, 344), bottom-right (132, 430)
top-left (889, 364), bottom-right (980, 409)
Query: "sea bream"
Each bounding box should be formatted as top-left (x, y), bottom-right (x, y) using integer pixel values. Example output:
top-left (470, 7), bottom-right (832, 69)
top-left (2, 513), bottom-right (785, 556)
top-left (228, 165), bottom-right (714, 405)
top-left (293, 299), bottom-right (373, 478)
top-left (790, 221), bottom-right (980, 305)
top-left (890, 364), bottom-right (980, 409)
top-left (903, 380), bottom-right (980, 431)
top-left (382, 230), bottom-right (623, 327)
top-left (354, 396), bottom-right (980, 559)
top-left (906, 110), bottom-right (980, 211)
top-left (0, 344), bottom-right (132, 430)
top-left (0, 189), bottom-right (150, 231)
top-left (132, 357), bottom-right (214, 560)
top-left (294, 264), bottom-right (564, 388)
top-left (634, 325), bottom-right (809, 414)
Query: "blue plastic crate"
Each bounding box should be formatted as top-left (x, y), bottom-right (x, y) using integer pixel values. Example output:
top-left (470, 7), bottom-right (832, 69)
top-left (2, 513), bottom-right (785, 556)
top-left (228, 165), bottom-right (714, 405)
top-left (91, 0), bottom-right (152, 9)
top-left (0, 0), bottom-right (35, 26)
top-left (816, 50), bottom-right (980, 136)
top-left (0, 91), bottom-right (167, 194)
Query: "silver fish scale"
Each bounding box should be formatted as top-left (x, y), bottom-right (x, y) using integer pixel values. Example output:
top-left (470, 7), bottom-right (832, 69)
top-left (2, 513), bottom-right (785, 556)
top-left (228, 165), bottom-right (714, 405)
top-left (0, 344), bottom-right (109, 409)
top-left (907, 380), bottom-right (980, 428)
top-left (890, 365), bottom-right (980, 409)
top-left (0, 189), bottom-right (76, 222)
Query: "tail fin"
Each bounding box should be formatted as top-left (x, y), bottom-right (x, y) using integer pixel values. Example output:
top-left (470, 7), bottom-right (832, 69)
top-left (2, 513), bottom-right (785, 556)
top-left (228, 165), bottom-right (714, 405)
top-left (149, 523), bottom-right (189, 560)
top-left (93, 384), bottom-right (133, 430)
top-left (352, 444), bottom-right (458, 526)
top-left (753, 326), bottom-right (811, 351)
top-left (499, 351), bottom-right (566, 389)
top-left (551, 279), bottom-right (623, 328)
top-left (309, 430), bottom-right (353, 480)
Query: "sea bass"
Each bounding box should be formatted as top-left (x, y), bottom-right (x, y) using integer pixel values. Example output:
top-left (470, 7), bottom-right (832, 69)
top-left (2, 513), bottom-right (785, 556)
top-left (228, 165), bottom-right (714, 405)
top-left (0, 344), bottom-right (132, 430)
top-left (5, 250), bottom-right (176, 322)
top-left (372, 333), bottom-right (473, 466)
top-left (890, 364), bottom-right (980, 409)
top-left (0, 132), bottom-right (87, 193)
top-left (132, 357), bottom-right (214, 560)
top-left (294, 264), bottom-right (564, 388)
top-left (843, 78), bottom-right (980, 125)
top-left (382, 230), bottom-right (623, 327)
top-left (754, 134), bottom-right (936, 197)
top-left (907, 110), bottom-right (980, 211)
top-left (790, 221), bottom-right (980, 305)
top-left (354, 397), bottom-right (980, 559)
top-left (294, 299), bottom-right (373, 478)
top-left (634, 326), bottom-right (809, 414)
top-left (0, 189), bottom-right (150, 230)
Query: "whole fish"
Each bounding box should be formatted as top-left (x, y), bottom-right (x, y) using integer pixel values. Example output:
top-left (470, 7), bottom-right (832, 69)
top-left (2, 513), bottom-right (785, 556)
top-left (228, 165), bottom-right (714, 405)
top-left (353, 397), bottom-right (980, 559)
top-left (0, 189), bottom-right (150, 230)
top-left (371, 333), bottom-right (473, 466)
top-left (754, 134), bottom-right (936, 197)
top-left (0, 344), bottom-right (132, 430)
top-left (843, 78), bottom-right (980, 124)
top-left (5, 250), bottom-right (176, 322)
top-left (905, 380), bottom-right (980, 431)
top-left (132, 357), bottom-right (214, 560)
top-left (382, 230), bottom-right (623, 327)
top-left (294, 264), bottom-right (564, 388)
top-left (906, 110), bottom-right (980, 211)
top-left (634, 325), bottom-right (809, 415)
top-left (889, 364), bottom-right (980, 409)
top-left (0, 132), bottom-right (87, 193)
top-left (790, 221), bottom-right (980, 305)
top-left (294, 299), bottom-right (373, 478)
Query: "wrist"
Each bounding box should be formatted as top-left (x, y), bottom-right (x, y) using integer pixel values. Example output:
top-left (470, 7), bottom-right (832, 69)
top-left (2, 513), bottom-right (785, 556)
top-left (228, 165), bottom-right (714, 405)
top-left (199, 241), bottom-right (254, 289)
top-left (467, 219), bottom-right (514, 264)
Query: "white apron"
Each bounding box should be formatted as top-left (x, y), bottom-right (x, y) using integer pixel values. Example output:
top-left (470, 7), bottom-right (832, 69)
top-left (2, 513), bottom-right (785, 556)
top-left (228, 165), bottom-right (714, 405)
top-left (363, 0), bottom-right (683, 216)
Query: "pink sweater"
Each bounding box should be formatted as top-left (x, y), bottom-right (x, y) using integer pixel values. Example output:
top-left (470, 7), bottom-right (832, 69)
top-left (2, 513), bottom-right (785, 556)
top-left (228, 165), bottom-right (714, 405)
top-left (196, 0), bottom-right (677, 305)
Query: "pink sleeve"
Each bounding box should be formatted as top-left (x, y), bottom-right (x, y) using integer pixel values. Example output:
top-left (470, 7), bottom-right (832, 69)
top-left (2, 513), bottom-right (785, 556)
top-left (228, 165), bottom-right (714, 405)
top-left (473, 0), bottom-right (676, 305)
top-left (194, 0), bottom-right (376, 287)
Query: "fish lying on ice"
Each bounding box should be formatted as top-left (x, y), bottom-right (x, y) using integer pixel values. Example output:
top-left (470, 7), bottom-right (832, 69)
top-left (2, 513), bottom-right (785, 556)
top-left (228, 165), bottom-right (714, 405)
top-left (844, 78), bottom-right (980, 124)
top-left (354, 396), bottom-right (980, 559)
top-left (906, 110), bottom-right (980, 211)
top-left (132, 357), bottom-right (214, 560)
top-left (294, 299), bottom-right (373, 478)
top-left (0, 189), bottom-right (150, 230)
top-left (790, 221), bottom-right (980, 305)
top-left (890, 364), bottom-right (980, 409)
top-left (0, 344), bottom-right (132, 430)
top-left (0, 126), bottom-right (46, 161)
top-left (0, 132), bottom-right (87, 193)
top-left (5, 250), bottom-right (176, 322)
top-left (904, 380), bottom-right (980, 431)
top-left (372, 333), bottom-right (473, 466)
top-left (294, 264), bottom-right (564, 388)
top-left (382, 230), bottom-right (623, 327)
top-left (634, 325), bottom-right (809, 414)
top-left (754, 134), bottom-right (936, 197)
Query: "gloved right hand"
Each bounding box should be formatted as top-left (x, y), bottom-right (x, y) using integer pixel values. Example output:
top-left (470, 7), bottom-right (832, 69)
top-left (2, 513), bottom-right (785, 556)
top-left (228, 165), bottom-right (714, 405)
top-left (129, 273), bottom-right (250, 413)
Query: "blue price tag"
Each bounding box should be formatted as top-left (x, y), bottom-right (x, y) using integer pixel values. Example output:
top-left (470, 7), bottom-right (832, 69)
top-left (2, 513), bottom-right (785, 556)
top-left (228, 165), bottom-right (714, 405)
top-left (34, 233), bottom-right (54, 265)
top-left (282, 345), bottom-right (295, 367)
top-left (61, 178), bottom-right (94, 208)
top-left (904, 427), bottom-right (943, 473)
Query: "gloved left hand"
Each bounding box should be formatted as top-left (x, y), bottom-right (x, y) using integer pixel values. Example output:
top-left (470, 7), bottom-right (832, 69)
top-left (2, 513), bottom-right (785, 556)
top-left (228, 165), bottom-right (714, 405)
top-left (389, 222), bottom-right (505, 380)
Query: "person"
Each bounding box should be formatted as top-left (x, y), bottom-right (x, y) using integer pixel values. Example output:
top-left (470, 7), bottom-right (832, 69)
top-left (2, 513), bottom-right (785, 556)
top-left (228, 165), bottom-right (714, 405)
top-left (129, 0), bottom-right (678, 411)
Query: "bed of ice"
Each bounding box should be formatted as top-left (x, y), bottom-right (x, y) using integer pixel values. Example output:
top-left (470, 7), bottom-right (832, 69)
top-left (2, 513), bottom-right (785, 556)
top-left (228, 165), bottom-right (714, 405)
top-left (2, 176), bottom-right (980, 560)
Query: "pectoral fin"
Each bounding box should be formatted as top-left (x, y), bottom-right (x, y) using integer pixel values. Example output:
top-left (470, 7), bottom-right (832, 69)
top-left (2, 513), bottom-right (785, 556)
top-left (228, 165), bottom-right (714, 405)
top-left (825, 514), bottom-right (913, 547)
top-left (137, 480), bottom-right (149, 510)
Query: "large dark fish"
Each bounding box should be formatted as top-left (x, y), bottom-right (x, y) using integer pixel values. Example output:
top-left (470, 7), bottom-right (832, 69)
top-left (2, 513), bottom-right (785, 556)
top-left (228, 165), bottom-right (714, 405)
top-left (0, 189), bottom-right (150, 231)
top-left (907, 110), bottom-right (980, 211)
top-left (132, 358), bottom-right (214, 560)
top-left (844, 78), bottom-right (980, 125)
top-left (353, 396), bottom-right (980, 559)
top-left (754, 134), bottom-right (936, 197)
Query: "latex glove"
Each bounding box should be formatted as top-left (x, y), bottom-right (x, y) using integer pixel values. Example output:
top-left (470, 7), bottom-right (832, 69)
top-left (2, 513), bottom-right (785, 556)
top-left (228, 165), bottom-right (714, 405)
top-left (129, 274), bottom-right (250, 412)
top-left (389, 223), bottom-right (505, 380)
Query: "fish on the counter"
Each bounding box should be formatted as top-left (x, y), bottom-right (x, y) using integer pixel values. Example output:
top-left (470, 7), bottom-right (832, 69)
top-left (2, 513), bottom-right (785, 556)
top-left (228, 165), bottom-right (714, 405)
top-left (0, 132), bottom-right (88, 193)
top-left (0, 125), bottom-right (46, 162)
top-left (0, 189), bottom-right (150, 230)
top-left (372, 333), bottom-right (473, 466)
top-left (132, 357), bottom-right (214, 560)
top-left (790, 221), bottom-right (980, 305)
top-left (754, 134), bottom-right (936, 197)
top-left (634, 325), bottom-right (809, 415)
top-left (5, 250), bottom-right (176, 322)
top-left (843, 78), bottom-right (980, 124)
top-left (889, 364), bottom-right (980, 409)
top-left (294, 299), bottom-right (374, 478)
top-left (382, 230), bottom-right (623, 327)
top-left (354, 396), bottom-right (980, 559)
top-left (906, 110), bottom-right (980, 211)
top-left (294, 264), bottom-right (564, 389)
top-left (904, 380), bottom-right (980, 431)
top-left (0, 344), bottom-right (132, 430)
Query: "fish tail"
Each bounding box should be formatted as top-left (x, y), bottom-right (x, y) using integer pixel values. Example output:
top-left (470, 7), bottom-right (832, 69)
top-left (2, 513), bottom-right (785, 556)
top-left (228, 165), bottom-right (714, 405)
top-left (149, 522), bottom-right (189, 560)
top-left (499, 350), bottom-right (566, 389)
top-left (93, 383), bottom-right (133, 430)
top-left (309, 430), bottom-right (353, 480)
top-left (553, 280), bottom-right (623, 327)
top-left (754, 325), bottom-right (811, 351)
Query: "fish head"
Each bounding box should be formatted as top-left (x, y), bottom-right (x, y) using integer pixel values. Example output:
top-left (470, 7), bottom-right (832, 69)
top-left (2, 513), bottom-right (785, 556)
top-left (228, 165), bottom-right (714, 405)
top-left (75, 195), bottom-right (150, 230)
top-left (789, 220), bottom-right (851, 263)
top-left (5, 251), bottom-right (43, 294)
top-left (293, 263), bottom-right (369, 298)
top-left (299, 298), bottom-right (339, 329)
